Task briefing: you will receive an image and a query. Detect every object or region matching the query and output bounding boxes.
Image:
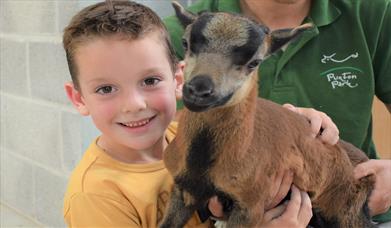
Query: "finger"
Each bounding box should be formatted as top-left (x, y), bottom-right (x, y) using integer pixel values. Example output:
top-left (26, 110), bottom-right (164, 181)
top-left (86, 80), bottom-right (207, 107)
top-left (297, 191), bottom-right (313, 225)
top-left (263, 202), bottom-right (288, 222)
top-left (353, 160), bottom-right (378, 179)
top-left (368, 189), bottom-right (391, 215)
top-left (303, 109), bottom-right (322, 138)
top-left (280, 185), bottom-right (301, 219)
top-left (282, 103), bottom-right (297, 112)
top-left (267, 170), bottom-right (294, 210)
top-left (296, 108), bottom-right (322, 138)
top-left (283, 105), bottom-right (320, 138)
top-left (318, 114), bottom-right (339, 145)
top-left (208, 196), bottom-right (224, 218)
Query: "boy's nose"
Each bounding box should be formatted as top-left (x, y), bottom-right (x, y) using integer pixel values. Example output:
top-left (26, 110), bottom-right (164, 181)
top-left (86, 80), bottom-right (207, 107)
top-left (122, 90), bottom-right (147, 113)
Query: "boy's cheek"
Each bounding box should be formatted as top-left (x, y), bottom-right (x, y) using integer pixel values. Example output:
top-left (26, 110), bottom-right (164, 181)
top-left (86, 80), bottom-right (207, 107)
top-left (149, 91), bottom-right (177, 115)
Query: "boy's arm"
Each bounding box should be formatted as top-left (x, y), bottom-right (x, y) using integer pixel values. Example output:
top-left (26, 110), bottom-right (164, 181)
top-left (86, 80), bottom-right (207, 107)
top-left (64, 193), bottom-right (140, 227)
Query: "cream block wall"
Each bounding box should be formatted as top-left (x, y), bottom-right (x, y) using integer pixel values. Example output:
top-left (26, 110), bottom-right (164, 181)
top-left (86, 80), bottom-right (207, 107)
top-left (0, 0), bottom-right (192, 227)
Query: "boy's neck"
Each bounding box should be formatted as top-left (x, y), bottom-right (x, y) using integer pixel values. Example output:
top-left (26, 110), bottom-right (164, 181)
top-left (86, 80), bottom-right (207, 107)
top-left (97, 136), bottom-right (168, 164)
top-left (240, 0), bottom-right (311, 31)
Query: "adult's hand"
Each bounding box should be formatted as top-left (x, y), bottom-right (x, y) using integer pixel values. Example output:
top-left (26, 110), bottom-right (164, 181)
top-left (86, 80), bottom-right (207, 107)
top-left (261, 185), bottom-right (313, 228)
top-left (354, 159), bottom-right (391, 216)
top-left (208, 170), bottom-right (294, 218)
top-left (283, 104), bottom-right (339, 145)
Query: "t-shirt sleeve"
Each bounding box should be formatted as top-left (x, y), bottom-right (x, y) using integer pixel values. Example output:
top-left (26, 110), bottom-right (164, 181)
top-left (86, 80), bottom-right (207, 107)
top-left (373, 2), bottom-right (391, 104)
top-left (64, 192), bottom-right (140, 227)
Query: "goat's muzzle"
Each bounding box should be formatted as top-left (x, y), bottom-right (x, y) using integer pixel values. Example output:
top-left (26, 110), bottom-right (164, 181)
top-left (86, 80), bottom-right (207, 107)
top-left (183, 75), bottom-right (232, 112)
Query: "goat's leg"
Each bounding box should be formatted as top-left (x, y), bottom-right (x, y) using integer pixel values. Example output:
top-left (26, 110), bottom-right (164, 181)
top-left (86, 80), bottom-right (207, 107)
top-left (159, 186), bottom-right (197, 228)
top-left (316, 174), bottom-right (375, 228)
top-left (338, 175), bottom-right (376, 228)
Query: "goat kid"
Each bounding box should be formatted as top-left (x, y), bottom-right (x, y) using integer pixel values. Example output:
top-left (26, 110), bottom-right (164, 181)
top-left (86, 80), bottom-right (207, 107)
top-left (160, 2), bottom-right (375, 228)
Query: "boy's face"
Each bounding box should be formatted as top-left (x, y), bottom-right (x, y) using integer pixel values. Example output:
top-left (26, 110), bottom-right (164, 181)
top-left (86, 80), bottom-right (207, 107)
top-left (65, 33), bottom-right (183, 154)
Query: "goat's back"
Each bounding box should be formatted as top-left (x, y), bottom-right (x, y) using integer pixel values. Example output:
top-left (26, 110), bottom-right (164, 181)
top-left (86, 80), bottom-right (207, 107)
top-left (230, 98), bottom-right (368, 205)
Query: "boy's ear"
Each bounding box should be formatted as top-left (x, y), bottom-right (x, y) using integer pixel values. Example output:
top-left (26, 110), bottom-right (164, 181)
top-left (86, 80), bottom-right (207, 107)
top-left (174, 61), bottom-right (185, 100)
top-left (64, 82), bottom-right (90, 116)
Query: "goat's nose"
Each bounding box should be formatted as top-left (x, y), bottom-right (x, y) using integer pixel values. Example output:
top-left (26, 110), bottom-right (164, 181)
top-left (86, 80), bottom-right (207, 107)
top-left (185, 75), bottom-right (214, 98)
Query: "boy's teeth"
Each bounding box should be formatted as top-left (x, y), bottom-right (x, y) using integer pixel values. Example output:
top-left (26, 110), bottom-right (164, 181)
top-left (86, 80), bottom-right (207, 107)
top-left (123, 118), bottom-right (150, 127)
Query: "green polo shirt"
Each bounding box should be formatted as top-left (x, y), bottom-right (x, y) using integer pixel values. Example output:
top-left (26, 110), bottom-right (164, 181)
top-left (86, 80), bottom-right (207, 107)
top-left (164, 0), bottom-right (391, 222)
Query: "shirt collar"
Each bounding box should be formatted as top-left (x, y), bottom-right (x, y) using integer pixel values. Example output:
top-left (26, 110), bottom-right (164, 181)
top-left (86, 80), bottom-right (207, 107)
top-left (309, 0), bottom-right (341, 27)
top-left (216, 0), bottom-right (341, 27)
top-left (217, 0), bottom-right (241, 13)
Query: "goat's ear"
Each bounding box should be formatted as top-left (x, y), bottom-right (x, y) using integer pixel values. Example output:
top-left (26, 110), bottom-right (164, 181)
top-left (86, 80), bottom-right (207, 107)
top-left (267, 23), bottom-right (313, 55)
top-left (172, 1), bottom-right (196, 28)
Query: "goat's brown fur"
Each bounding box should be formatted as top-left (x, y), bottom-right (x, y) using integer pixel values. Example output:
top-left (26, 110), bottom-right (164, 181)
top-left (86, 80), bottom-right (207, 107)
top-left (161, 3), bottom-right (375, 228)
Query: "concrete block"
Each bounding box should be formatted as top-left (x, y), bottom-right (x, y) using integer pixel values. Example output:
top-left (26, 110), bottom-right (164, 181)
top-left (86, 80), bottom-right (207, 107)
top-left (0, 204), bottom-right (42, 228)
top-left (0, 151), bottom-right (35, 218)
top-left (0, 0), bottom-right (56, 35)
top-left (0, 39), bottom-right (28, 96)
top-left (1, 95), bottom-right (5, 148)
top-left (57, 1), bottom-right (81, 34)
top-left (81, 117), bottom-right (100, 152)
top-left (29, 42), bottom-right (70, 104)
top-left (34, 166), bottom-right (67, 227)
top-left (61, 112), bottom-right (83, 172)
top-left (2, 96), bottom-right (62, 170)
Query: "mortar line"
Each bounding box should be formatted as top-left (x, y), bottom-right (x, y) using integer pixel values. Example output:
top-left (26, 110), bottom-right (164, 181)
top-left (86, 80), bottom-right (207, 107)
top-left (54, 0), bottom-right (60, 34)
top-left (0, 202), bottom-right (44, 228)
top-left (0, 91), bottom-right (77, 113)
top-left (0, 34), bottom-right (62, 43)
top-left (26, 42), bottom-right (32, 97)
top-left (2, 147), bottom-right (70, 179)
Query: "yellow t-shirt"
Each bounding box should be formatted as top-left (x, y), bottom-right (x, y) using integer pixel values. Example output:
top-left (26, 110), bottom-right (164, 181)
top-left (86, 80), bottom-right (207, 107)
top-left (63, 122), bottom-right (211, 227)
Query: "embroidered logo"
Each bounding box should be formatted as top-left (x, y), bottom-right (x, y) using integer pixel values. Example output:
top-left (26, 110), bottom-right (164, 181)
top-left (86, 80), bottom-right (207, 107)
top-left (320, 52), bottom-right (362, 89)
top-left (321, 52), bottom-right (359, 63)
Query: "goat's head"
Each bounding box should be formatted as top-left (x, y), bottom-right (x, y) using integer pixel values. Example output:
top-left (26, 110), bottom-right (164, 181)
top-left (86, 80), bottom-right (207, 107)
top-left (173, 2), bottom-right (311, 112)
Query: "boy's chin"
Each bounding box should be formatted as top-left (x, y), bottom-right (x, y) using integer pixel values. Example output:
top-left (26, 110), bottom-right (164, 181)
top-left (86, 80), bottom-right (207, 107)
top-left (125, 136), bottom-right (166, 153)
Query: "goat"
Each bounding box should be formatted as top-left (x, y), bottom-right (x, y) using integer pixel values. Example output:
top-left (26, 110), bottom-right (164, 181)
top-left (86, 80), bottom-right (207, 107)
top-left (161, 2), bottom-right (375, 228)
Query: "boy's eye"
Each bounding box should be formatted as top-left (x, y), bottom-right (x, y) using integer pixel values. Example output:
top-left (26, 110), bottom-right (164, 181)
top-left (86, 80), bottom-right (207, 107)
top-left (143, 77), bottom-right (161, 87)
top-left (96, 86), bottom-right (117, 94)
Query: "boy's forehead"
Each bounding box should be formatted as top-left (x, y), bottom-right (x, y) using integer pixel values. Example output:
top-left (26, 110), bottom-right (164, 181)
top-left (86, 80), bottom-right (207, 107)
top-left (74, 33), bottom-right (173, 80)
top-left (74, 31), bottom-right (166, 55)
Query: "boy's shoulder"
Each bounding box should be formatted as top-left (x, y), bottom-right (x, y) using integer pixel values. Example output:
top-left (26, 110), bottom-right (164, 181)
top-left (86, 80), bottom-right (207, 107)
top-left (63, 140), bottom-right (117, 199)
top-left (64, 138), bottom-right (172, 200)
top-left (65, 121), bottom-right (177, 199)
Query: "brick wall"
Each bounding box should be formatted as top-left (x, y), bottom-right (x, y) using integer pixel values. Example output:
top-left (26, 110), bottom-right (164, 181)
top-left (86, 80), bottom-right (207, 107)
top-left (0, 0), bottom-right (192, 226)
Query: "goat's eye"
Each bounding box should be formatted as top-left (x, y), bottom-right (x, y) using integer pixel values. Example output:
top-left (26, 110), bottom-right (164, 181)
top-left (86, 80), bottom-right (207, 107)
top-left (247, 59), bottom-right (261, 70)
top-left (181, 39), bottom-right (188, 52)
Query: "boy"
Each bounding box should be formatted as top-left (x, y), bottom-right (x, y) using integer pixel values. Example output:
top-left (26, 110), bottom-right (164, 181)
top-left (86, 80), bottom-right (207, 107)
top-left (63, 0), bottom-right (336, 227)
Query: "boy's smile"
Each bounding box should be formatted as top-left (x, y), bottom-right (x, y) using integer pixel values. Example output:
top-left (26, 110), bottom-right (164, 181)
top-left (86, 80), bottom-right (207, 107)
top-left (119, 116), bottom-right (155, 128)
top-left (65, 33), bottom-right (184, 163)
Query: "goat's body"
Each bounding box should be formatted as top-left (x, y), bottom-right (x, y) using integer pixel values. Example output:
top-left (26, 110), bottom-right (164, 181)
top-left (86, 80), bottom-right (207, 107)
top-left (163, 84), bottom-right (374, 228)
top-left (161, 5), bottom-right (375, 228)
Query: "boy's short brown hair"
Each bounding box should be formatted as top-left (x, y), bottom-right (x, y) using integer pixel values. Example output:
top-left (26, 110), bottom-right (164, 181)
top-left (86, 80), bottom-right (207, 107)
top-left (63, 0), bottom-right (178, 90)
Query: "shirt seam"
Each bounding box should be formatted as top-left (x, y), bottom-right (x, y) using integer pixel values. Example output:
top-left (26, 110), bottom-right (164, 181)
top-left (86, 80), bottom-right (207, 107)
top-left (64, 191), bottom-right (136, 218)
